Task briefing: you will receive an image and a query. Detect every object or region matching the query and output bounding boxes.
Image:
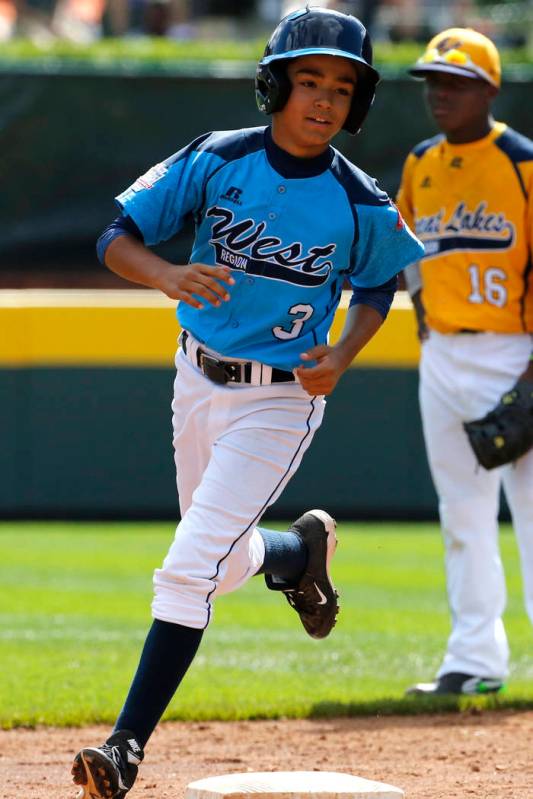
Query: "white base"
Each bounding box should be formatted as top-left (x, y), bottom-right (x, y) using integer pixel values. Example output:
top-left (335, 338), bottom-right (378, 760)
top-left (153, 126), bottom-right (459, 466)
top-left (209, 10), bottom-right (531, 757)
top-left (186, 771), bottom-right (404, 799)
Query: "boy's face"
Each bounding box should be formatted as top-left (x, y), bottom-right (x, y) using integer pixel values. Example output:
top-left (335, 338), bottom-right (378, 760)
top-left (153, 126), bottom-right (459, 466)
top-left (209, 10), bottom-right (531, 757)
top-left (272, 54), bottom-right (357, 157)
top-left (424, 72), bottom-right (496, 138)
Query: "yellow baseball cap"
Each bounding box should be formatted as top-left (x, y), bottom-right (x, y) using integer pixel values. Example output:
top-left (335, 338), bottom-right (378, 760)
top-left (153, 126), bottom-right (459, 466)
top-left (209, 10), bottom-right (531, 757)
top-left (410, 28), bottom-right (501, 88)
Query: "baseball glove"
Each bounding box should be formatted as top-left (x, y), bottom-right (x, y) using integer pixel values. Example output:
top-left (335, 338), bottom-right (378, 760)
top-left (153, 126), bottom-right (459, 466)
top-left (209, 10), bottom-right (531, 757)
top-left (463, 379), bottom-right (533, 470)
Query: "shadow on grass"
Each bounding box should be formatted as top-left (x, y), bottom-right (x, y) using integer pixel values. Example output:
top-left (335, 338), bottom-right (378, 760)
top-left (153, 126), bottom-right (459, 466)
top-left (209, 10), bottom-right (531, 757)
top-left (5, 697), bottom-right (533, 730)
top-left (310, 695), bottom-right (533, 718)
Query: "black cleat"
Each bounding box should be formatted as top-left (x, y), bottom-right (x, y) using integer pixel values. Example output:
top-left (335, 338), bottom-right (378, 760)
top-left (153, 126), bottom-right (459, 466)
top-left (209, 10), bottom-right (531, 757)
top-left (406, 671), bottom-right (504, 696)
top-left (284, 509), bottom-right (339, 639)
top-left (72, 729), bottom-right (143, 799)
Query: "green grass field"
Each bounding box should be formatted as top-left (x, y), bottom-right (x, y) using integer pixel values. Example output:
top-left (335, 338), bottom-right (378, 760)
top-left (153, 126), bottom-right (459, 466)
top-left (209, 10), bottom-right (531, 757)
top-left (1, 521), bottom-right (532, 728)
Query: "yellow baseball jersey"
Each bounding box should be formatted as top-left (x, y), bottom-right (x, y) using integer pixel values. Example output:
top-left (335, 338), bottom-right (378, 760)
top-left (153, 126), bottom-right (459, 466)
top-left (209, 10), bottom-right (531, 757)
top-left (397, 122), bottom-right (533, 333)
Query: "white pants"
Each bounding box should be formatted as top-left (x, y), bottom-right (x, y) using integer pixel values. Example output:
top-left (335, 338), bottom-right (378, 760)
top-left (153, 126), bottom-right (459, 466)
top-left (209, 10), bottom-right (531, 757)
top-left (420, 331), bottom-right (533, 679)
top-left (152, 342), bottom-right (325, 629)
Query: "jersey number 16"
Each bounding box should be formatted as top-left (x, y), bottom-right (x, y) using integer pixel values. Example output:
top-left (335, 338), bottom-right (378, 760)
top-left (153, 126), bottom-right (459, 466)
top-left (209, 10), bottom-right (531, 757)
top-left (467, 264), bottom-right (508, 308)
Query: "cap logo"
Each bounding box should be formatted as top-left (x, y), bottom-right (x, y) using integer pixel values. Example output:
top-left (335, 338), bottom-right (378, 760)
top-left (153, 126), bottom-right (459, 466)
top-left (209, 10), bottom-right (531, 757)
top-left (435, 36), bottom-right (463, 55)
top-left (422, 42), bottom-right (470, 68)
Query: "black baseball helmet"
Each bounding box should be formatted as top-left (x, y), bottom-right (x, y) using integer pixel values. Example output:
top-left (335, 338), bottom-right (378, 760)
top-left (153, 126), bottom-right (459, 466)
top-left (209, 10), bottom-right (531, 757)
top-left (255, 5), bottom-right (380, 135)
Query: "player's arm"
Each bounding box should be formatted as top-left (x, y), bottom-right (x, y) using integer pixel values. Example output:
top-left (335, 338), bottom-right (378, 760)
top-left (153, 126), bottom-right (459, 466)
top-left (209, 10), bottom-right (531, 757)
top-left (295, 277), bottom-right (396, 396)
top-left (396, 155), bottom-right (428, 341)
top-left (403, 261), bottom-right (428, 341)
top-left (97, 216), bottom-right (234, 309)
top-left (519, 164), bottom-right (533, 382)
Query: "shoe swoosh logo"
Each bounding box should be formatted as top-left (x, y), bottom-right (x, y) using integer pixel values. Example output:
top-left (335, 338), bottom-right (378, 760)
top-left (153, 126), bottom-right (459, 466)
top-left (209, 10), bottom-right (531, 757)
top-left (314, 582), bottom-right (328, 605)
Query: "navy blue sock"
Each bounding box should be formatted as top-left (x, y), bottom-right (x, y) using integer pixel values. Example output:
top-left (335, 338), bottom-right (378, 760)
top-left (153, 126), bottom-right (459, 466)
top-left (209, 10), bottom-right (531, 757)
top-left (114, 619), bottom-right (203, 748)
top-left (256, 527), bottom-right (308, 580)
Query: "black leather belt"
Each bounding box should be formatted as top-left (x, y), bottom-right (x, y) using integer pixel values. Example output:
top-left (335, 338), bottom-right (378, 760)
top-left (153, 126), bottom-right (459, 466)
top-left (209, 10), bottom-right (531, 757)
top-left (181, 332), bottom-right (295, 386)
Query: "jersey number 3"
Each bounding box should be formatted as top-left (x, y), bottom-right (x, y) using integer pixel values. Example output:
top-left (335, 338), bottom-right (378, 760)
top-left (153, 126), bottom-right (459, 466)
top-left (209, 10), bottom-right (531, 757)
top-left (467, 264), bottom-right (508, 308)
top-left (273, 304), bottom-right (314, 340)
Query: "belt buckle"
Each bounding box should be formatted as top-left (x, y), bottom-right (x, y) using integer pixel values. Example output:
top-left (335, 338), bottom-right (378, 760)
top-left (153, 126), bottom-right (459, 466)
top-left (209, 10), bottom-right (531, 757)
top-left (199, 353), bottom-right (228, 384)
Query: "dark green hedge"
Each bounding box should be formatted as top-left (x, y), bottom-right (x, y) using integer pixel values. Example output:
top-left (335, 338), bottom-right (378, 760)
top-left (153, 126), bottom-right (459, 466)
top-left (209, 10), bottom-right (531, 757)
top-left (1, 37), bottom-right (532, 76)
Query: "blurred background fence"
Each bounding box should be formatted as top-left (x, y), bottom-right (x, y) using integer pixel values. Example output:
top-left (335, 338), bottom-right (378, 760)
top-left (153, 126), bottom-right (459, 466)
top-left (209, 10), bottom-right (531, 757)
top-left (1, 63), bottom-right (532, 278)
top-left (3, 0), bottom-right (533, 49)
top-left (1, 0), bottom-right (531, 519)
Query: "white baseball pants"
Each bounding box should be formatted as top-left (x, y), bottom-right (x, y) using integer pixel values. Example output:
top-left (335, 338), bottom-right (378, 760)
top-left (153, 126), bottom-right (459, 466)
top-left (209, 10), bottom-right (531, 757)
top-left (152, 340), bottom-right (325, 629)
top-left (420, 331), bottom-right (533, 679)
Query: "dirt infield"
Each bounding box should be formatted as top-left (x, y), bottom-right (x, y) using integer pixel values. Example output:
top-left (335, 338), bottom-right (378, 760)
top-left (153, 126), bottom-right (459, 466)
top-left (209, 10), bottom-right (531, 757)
top-left (3, 711), bottom-right (533, 799)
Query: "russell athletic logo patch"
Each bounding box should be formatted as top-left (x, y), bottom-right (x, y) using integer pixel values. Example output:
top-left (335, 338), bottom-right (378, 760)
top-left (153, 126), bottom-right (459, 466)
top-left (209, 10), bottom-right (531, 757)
top-left (219, 186), bottom-right (244, 205)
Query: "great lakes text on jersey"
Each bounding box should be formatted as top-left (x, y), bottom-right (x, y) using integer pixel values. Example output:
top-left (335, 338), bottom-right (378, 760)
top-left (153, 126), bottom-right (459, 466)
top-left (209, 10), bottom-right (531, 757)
top-left (415, 201), bottom-right (515, 256)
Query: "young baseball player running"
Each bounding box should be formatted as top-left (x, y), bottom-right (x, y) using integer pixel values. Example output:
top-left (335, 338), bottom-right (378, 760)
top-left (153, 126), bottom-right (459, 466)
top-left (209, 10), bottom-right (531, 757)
top-left (72, 7), bottom-right (422, 797)
top-left (397, 28), bottom-right (533, 696)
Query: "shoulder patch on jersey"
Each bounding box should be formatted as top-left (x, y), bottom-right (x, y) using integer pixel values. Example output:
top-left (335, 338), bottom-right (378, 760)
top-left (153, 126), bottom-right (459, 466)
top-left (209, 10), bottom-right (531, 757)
top-left (412, 134), bottom-right (444, 159)
top-left (128, 162), bottom-right (168, 193)
top-left (329, 151), bottom-right (389, 207)
top-left (495, 127), bottom-right (533, 164)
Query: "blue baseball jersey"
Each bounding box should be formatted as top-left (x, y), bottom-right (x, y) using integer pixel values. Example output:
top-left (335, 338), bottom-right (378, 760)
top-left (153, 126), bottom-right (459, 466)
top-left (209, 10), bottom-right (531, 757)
top-left (117, 126), bottom-right (423, 371)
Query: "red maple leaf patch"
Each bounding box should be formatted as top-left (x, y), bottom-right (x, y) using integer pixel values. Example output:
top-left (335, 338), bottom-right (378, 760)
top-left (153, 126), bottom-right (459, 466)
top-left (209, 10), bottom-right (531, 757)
top-left (390, 201), bottom-right (405, 230)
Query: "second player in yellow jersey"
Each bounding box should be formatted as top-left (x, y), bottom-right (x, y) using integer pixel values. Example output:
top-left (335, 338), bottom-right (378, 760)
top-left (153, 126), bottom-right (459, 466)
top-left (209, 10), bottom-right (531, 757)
top-left (397, 27), bottom-right (533, 698)
top-left (398, 120), bottom-right (533, 334)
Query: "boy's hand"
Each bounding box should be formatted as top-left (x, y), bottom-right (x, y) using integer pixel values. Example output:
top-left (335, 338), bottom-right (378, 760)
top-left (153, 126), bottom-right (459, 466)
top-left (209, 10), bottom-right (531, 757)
top-left (294, 345), bottom-right (347, 396)
top-left (157, 263), bottom-right (235, 308)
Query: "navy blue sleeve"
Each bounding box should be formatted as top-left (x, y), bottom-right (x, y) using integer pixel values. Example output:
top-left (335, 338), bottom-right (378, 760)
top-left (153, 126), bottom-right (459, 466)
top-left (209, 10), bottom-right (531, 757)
top-left (96, 215), bottom-right (144, 265)
top-left (348, 275), bottom-right (397, 320)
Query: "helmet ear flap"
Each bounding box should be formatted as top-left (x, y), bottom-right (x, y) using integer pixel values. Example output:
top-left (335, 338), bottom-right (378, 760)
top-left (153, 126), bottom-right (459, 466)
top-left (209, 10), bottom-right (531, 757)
top-left (255, 61), bottom-right (292, 115)
top-left (343, 77), bottom-right (376, 134)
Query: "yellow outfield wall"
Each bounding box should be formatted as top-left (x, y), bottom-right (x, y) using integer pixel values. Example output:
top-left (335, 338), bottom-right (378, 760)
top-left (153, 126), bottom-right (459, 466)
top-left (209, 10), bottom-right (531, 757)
top-left (0, 289), bottom-right (420, 368)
